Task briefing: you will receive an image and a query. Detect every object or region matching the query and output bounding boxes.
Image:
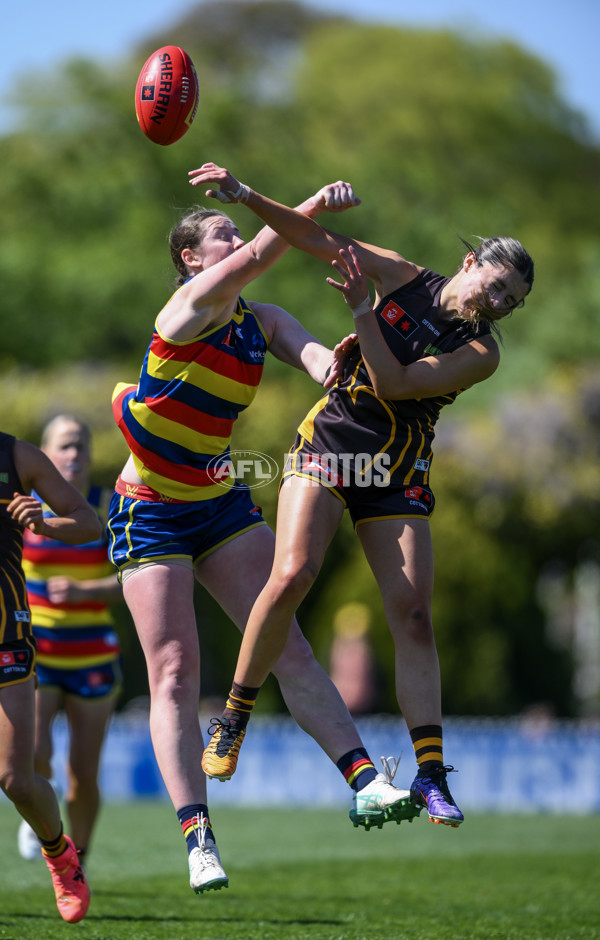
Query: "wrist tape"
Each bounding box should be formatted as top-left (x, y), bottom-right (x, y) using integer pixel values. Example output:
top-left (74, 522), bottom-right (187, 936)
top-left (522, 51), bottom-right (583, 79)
top-left (351, 295), bottom-right (373, 317)
top-left (214, 182), bottom-right (251, 204)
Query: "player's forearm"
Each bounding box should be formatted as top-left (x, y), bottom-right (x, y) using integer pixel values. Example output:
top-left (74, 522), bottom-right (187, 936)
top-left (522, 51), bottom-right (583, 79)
top-left (298, 341), bottom-right (333, 384)
top-left (249, 191), bottom-right (330, 267)
top-left (247, 189), bottom-right (332, 262)
top-left (73, 575), bottom-right (123, 602)
top-left (41, 509), bottom-right (102, 545)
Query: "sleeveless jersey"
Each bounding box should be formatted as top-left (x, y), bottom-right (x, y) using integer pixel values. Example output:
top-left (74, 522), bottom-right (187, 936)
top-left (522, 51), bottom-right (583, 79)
top-left (298, 268), bottom-right (491, 489)
top-left (112, 295), bottom-right (268, 501)
top-left (0, 431), bottom-right (31, 643)
top-left (22, 485), bottom-right (121, 670)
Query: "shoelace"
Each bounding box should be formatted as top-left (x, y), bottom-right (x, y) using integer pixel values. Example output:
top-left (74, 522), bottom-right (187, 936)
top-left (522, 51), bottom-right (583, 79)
top-left (420, 765), bottom-right (458, 801)
top-left (192, 813), bottom-right (223, 876)
top-left (195, 812), bottom-right (209, 852)
top-left (207, 717), bottom-right (240, 740)
top-left (380, 754), bottom-right (401, 786)
top-left (207, 717), bottom-right (244, 757)
top-left (435, 765), bottom-right (457, 799)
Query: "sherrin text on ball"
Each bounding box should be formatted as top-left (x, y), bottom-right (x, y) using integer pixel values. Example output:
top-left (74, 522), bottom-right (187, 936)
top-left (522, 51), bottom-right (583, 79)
top-left (135, 45), bottom-right (199, 145)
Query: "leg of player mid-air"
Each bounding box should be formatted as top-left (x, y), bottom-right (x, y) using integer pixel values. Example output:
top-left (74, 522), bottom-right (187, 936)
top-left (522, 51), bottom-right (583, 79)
top-left (357, 517), bottom-right (464, 827)
top-left (197, 511), bottom-right (420, 830)
top-left (122, 561), bottom-right (229, 894)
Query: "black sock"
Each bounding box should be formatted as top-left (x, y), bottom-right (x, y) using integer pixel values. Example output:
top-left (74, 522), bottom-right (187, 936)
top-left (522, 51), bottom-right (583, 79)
top-left (410, 724), bottom-right (444, 772)
top-left (222, 681), bottom-right (260, 729)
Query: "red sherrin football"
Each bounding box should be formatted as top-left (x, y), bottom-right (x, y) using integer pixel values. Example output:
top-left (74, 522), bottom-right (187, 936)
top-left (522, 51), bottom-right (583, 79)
top-left (135, 46), bottom-right (199, 145)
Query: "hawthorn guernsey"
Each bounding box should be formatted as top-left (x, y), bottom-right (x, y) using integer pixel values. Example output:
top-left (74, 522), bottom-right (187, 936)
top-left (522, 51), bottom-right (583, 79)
top-left (135, 45), bottom-right (199, 145)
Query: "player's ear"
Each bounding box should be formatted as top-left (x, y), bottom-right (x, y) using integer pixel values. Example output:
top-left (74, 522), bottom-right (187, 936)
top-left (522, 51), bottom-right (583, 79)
top-left (463, 251), bottom-right (477, 272)
top-left (181, 247), bottom-right (201, 269)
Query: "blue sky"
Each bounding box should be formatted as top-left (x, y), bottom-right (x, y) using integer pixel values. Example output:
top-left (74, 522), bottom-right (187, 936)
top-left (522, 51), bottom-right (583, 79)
top-left (3, 0), bottom-right (599, 139)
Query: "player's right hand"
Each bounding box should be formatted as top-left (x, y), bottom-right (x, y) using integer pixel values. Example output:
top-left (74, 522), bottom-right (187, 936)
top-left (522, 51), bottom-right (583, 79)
top-left (314, 181), bottom-right (361, 213)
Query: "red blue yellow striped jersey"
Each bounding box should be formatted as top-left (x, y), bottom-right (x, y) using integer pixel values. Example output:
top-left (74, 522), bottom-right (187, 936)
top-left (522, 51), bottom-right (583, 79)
top-left (112, 295), bottom-right (268, 501)
top-left (22, 485), bottom-right (121, 670)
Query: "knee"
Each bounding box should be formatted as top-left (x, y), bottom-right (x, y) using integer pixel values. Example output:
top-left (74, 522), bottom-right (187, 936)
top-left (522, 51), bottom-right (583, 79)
top-left (267, 559), bottom-right (319, 610)
top-left (0, 769), bottom-right (33, 806)
top-left (67, 771), bottom-right (99, 798)
top-left (395, 603), bottom-right (435, 647)
top-left (148, 642), bottom-right (199, 702)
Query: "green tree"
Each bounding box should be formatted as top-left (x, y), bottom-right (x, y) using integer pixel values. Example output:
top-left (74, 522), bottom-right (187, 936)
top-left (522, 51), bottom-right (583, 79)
top-left (2, 1), bottom-right (599, 716)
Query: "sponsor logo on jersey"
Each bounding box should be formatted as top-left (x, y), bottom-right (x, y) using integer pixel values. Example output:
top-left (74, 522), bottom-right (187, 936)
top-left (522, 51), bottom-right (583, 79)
top-left (422, 318), bottom-right (440, 337)
top-left (1, 650), bottom-right (28, 666)
top-left (14, 610), bottom-right (30, 622)
top-left (379, 302), bottom-right (419, 339)
top-left (423, 343), bottom-right (443, 357)
top-left (404, 486), bottom-right (431, 504)
top-left (414, 458), bottom-right (430, 471)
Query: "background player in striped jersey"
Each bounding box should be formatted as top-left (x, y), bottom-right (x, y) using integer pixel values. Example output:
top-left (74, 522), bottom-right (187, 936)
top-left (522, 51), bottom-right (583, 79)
top-left (191, 164), bottom-right (534, 828)
top-left (18, 415), bottom-right (124, 867)
top-left (107, 176), bottom-right (418, 898)
top-left (0, 429), bottom-right (99, 922)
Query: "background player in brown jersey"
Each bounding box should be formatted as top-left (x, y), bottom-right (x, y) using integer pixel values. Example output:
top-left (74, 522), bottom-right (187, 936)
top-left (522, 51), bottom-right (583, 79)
top-left (192, 163), bottom-right (534, 828)
top-left (0, 430), bottom-right (100, 923)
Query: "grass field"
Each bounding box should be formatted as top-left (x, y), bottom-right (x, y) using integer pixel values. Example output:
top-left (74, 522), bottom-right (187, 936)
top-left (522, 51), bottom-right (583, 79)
top-left (1, 801), bottom-right (599, 940)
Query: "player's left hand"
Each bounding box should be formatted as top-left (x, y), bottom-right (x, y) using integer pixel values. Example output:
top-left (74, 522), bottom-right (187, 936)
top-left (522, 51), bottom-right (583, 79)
top-left (7, 492), bottom-right (45, 533)
top-left (327, 246), bottom-right (372, 315)
top-left (188, 162), bottom-right (250, 203)
top-left (324, 331), bottom-right (358, 387)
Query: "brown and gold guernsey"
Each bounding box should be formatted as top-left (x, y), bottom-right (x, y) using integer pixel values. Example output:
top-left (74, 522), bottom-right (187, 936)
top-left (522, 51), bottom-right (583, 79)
top-left (0, 432), bottom-right (31, 643)
top-left (297, 268), bottom-right (491, 489)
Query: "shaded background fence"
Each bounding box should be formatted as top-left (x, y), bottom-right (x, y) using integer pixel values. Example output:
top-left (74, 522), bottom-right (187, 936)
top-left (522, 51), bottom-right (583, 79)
top-left (32, 714), bottom-right (600, 814)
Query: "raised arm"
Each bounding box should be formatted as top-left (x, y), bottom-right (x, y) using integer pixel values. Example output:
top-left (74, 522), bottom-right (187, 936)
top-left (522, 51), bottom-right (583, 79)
top-left (9, 441), bottom-right (102, 544)
top-left (160, 170), bottom-right (364, 342)
top-left (328, 246), bottom-right (500, 400)
top-left (188, 162), bottom-right (419, 299)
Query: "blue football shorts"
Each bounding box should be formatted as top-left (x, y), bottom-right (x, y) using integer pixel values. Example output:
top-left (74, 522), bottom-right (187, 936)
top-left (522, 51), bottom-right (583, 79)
top-left (36, 658), bottom-right (123, 700)
top-left (107, 481), bottom-right (266, 578)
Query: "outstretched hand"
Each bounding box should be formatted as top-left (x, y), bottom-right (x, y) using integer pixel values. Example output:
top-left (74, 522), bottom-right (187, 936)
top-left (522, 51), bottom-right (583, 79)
top-left (188, 162), bottom-right (250, 203)
top-left (327, 246), bottom-right (372, 315)
top-left (188, 163), bottom-right (362, 216)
